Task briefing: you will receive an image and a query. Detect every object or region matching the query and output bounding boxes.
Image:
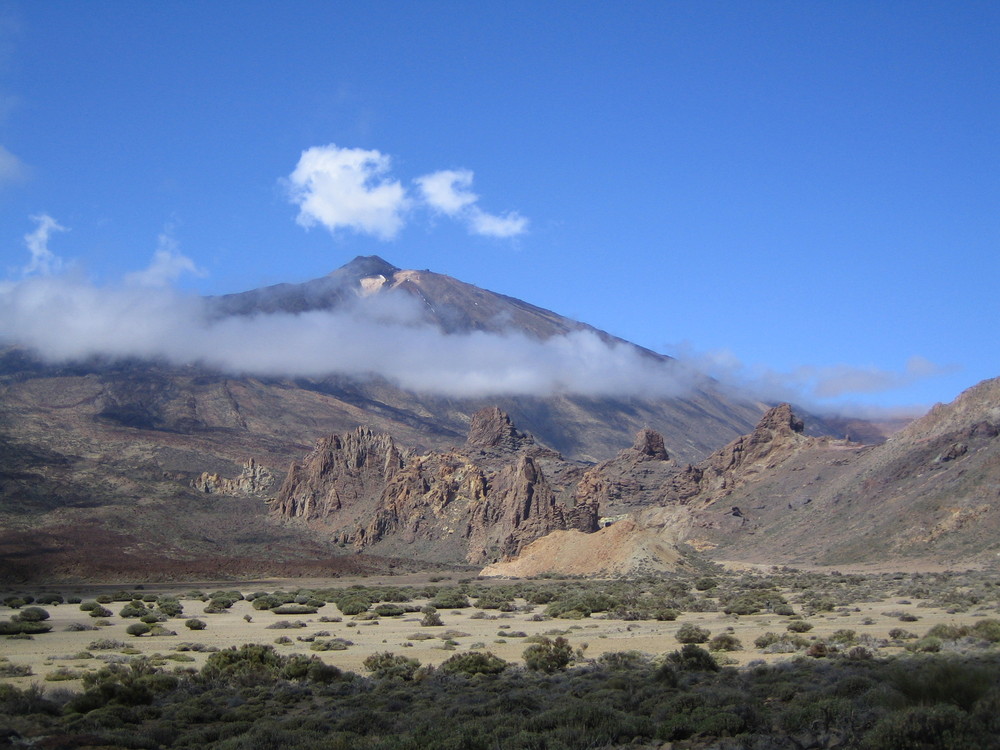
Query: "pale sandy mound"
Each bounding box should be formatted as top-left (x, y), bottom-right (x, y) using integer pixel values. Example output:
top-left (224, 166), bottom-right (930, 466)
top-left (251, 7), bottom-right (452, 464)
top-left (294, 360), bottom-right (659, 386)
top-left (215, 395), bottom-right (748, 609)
top-left (480, 519), bottom-right (688, 577)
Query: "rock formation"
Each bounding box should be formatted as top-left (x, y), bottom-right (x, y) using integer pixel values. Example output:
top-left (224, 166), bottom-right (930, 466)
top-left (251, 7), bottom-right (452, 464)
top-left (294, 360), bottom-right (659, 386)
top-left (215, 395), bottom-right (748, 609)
top-left (272, 428), bottom-right (406, 522)
top-left (193, 458), bottom-right (275, 496)
top-left (272, 407), bottom-right (598, 564)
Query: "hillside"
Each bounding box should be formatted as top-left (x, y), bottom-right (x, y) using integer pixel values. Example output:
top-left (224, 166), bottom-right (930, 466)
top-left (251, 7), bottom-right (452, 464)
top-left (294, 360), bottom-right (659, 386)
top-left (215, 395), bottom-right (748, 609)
top-left (634, 379), bottom-right (1000, 568)
top-left (0, 256), bottom-right (779, 582)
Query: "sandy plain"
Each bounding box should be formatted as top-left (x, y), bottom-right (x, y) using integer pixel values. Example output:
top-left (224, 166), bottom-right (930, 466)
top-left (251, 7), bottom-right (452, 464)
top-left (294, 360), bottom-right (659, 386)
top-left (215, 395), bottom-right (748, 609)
top-left (0, 571), bottom-right (985, 695)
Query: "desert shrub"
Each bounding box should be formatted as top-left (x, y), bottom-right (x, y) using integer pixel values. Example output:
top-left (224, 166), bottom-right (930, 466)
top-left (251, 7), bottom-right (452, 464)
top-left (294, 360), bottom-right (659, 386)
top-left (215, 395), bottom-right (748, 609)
top-left (0, 619), bottom-right (51, 635)
top-left (202, 644), bottom-right (285, 683)
top-left (421, 610), bottom-right (443, 627)
top-left (252, 595), bottom-right (282, 611)
top-left (666, 644), bottom-right (719, 672)
top-left (925, 623), bottom-right (967, 641)
top-left (430, 589), bottom-right (471, 609)
top-left (363, 651), bottom-right (420, 680)
top-left (907, 637), bottom-right (942, 653)
top-left (523, 636), bottom-right (573, 673)
top-left (88, 639), bottom-right (127, 650)
top-left (694, 577), bottom-right (718, 591)
top-left (787, 620), bottom-right (814, 633)
top-left (139, 613), bottom-right (166, 624)
top-left (373, 603), bottom-right (407, 617)
top-left (654, 608), bottom-right (681, 621)
top-left (830, 629), bottom-right (858, 645)
top-left (34, 593), bottom-right (64, 605)
top-left (675, 623), bottom-right (711, 644)
top-left (337, 598), bottom-right (370, 616)
top-left (708, 633), bottom-right (743, 652)
top-left (889, 628), bottom-right (919, 640)
top-left (157, 598), bottom-right (183, 618)
top-left (13, 606), bottom-right (50, 622)
top-left (0, 661), bottom-right (32, 677)
top-left (755, 632), bottom-right (810, 652)
top-left (118, 602), bottom-right (148, 618)
top-left (95, 594), bottom-right (112, 604)
top-left (271, 604), bottom-right (318, 615)
top-left (265, 620), bottom-right (307, 629)
top-left (596, 651), bottom-right (650, 670)
top-left (309, 638), bottom-right (353, 651)
top-left (185, 618), bottom-right (207, 631)
top-left (970, 619), bottom-right (1000, 643)
top-left (439, 651), bottom-right (509, 676)
top-left (65, 622), bottom-right (97, 632)
top-left (864, 704), bottom-right (979, 750)
top-left (126, 623), bottom-right (151, 637)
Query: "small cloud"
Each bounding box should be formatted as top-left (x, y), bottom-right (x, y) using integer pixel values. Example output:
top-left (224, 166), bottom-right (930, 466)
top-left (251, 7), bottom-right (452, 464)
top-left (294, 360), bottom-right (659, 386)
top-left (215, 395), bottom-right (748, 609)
top-left (415, 169), bottom-right (478, 215)
top-left (468, 206), bottom-right (529, 238)
top-left (414, 168), bottom-right (528, 238)
top-left (125, 233), bottom-right (205, 288)
top-left (0, 144), bottom-right (26, 185)
top-left (23, 214), bottom-right (66, 276)
top-left (673, 342), bottom-right (955, 414)
top-left (286, 144), bottom-right (409, 240)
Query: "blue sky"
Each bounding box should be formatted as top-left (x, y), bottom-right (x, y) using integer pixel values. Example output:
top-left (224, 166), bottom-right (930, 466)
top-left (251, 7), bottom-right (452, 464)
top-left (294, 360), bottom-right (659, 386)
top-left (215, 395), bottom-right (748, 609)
top-left (0, 2), bottom-right (996, 415)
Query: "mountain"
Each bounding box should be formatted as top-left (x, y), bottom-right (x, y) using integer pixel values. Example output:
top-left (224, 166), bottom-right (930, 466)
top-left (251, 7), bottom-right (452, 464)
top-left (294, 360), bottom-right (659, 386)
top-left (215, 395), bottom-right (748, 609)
top-left (481, 379), bottom-right (1000, 575)
top-left (618, 379), bottom-right (1000, 568)
top-left (0, 255), bottom-right (787, 582)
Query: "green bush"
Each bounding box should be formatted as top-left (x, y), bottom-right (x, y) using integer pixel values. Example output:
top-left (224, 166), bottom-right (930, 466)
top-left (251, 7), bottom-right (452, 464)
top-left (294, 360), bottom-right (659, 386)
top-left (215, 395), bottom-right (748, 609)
top-left (708, 633), bottom-right (743, 651)
top-left (185, 618), bottom-right (207, 631)
top-left (666, 644), bottom-right (719, 672)
top-left (787, 620), bottom-right (814, 633)
top-left (439, 651), bottom-right (509, 676)
top-left (12, 607), bottom-right (49, 623)
top-left (126, 623), bottom-right (151, 637)
top-left (675, 623), bottom-right (711, 644)
top-left (362, 652), bottom-right (421, 680)
top-left (865, 704), bottom-right (978, 750)
top-left (523, 636), bottom-right (573, 673)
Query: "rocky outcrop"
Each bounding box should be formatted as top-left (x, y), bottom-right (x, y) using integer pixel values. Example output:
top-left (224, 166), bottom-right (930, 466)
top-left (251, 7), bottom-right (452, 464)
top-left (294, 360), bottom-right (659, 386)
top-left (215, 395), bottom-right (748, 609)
top-left (272, 408), bottom-right (597, 564)
top-left (193, 458), bottom-right (275, 496)
top-left (466, 406), bottom-right (534, 451)
top-left (658, 403), bottom-right (810, 505)
top-left (630, 428), bottom-right (669, 461)
top-left (465, 455), bottom-right (598, 563)
top-left (272, 427), bottom-right (406, 521)
top-left (572, 427), bottom-right (674, 514)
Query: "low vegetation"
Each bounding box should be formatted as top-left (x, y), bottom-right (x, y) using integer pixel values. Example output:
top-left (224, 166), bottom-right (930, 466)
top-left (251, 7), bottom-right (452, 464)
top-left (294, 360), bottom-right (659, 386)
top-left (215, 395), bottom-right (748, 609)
top-left (3, 568), bottom-right (1000, 747)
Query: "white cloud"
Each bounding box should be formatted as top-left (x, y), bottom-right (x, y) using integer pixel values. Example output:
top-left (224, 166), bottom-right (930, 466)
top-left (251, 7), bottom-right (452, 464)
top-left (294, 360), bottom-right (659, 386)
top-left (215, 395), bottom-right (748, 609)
top-left (0, 144), bottom-right (25, 185)
top-left (125, 233), bottom-right (205, 288)
top-left (415, 169), bottom-right (478, 215)
top-left (414, 168), bottom-right (528, 238)
top-left (22, 214), bottom-right (66, 276)
top-left (286, 144), bottom-right (409, 240)
top-left (286, 145), bottom-right (529, 241)
top-left (468, 206), bottom-right (529, 238)
top-left (0, 265), bottom-right (692, 399)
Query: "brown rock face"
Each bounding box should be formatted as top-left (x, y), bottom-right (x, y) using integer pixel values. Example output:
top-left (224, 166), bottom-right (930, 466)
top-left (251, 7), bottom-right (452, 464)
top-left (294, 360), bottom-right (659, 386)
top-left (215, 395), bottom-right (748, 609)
top-left (273, 409), bottom-right (596, 564)
top-left (631, 428), bottom-right (669, 460)
top-left (662, 403), bottom-right (810, 504)
top-left (466, 406), bottom-right (534, 451)
top-left (272, 427), bottom-right (406, 522)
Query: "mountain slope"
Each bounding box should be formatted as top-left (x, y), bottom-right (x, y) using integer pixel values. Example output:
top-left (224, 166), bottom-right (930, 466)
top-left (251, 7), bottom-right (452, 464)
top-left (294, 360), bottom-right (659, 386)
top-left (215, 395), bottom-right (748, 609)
top-left (634, 379), bottom-right (1000, 567)
top-left (0, 255), bottom-right (779, 581)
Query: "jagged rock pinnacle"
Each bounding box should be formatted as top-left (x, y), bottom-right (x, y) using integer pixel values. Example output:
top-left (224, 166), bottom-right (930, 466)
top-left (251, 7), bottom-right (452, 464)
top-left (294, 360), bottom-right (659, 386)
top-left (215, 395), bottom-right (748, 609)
top-left (466, 407), bottom-right (534, 450)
